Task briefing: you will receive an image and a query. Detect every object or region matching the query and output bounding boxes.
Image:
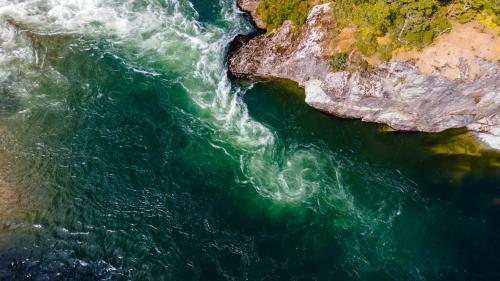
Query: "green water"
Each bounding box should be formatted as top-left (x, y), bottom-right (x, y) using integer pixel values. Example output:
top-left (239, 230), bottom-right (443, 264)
top-left (0, 1), bottom-right (499, 280)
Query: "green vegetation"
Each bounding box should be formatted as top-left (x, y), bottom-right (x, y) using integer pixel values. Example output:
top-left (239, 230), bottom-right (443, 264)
top-left (329, 52), bottom-right (349, 71)
top-left (451, 0), bottom-right (500, 24)
top-left (257, 0), bottom-right (314, 30)
top-left (329, 51), bottom-right (373, 72)
top-left (275, 44), bottom-right (286, 54)
top-left (258, 0), bottom-right (499, 60)
top-left (332, 0), bottom-right (498, 59)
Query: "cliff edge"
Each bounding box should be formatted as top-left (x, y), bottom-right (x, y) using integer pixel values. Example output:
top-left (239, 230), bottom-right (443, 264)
top-left (230, 1), bottom-right (500, 150)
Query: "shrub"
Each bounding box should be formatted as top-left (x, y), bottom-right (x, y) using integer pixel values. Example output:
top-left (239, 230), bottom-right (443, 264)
top-left (329, 52), bottom-right (349, 71)
top-left (354, 27), bottom-right (379, 56)
top-left (257, 0), bottom-right (313, 30)
top-left (329, 0), bottom-right (497, 59)
top-left (258, 0), bottom-right (498, 61)
top-left (275, 44), bottom-right (286, 54)
top-left (378, 43), bottom-right (395, 61)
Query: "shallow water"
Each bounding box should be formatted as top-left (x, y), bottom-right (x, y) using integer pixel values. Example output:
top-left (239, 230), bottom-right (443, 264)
top-left (0, 1), bottom-right (499, 280)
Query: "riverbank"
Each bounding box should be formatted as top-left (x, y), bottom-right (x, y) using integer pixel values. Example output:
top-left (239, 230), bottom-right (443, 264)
top-left (0, 1), bottom-right (500, 280)
top-left (229, 0), bottom-right (500, 150)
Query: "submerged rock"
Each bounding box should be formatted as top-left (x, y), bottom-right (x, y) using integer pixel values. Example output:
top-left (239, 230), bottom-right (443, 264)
top-left (229, 2), bottom-right (500, 150)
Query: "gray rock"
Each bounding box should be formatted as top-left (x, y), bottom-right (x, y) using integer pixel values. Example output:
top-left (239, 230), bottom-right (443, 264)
top-left (237, 0), bottom-right (266, 30)
top-left (229, 3), bottom-right (500, 150)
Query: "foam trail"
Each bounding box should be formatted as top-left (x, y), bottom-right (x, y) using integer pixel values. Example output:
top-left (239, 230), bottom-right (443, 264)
top-left (0, 0), bottom-right (414, 208)
top-left (0, 1), bottom-right (417, 274)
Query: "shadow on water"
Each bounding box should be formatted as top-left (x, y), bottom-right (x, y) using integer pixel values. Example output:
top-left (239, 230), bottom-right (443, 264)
top-left (243, 79), bottom-right (500, 280)
top-left (243, 79), bottom-right (500, 190)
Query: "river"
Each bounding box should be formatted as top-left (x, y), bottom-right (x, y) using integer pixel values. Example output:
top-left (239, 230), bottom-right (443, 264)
top-left (0, 0), bottom-right (499, 280)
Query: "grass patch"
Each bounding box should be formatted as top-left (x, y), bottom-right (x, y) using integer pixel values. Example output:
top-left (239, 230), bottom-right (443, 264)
top-left (329, 52), bottom-right (349, 71)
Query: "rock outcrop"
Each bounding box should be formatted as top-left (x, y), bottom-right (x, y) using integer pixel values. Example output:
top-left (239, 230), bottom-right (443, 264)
top-left (229, 2), bottom-right (500, 150)
top-left (236, 0), bottom-right (266, 30)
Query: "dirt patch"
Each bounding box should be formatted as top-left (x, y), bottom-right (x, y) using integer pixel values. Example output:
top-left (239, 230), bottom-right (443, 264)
top-left (323, 27), bottom-right (356, 56)
top-left (393, 20), bottom-right (500, 80)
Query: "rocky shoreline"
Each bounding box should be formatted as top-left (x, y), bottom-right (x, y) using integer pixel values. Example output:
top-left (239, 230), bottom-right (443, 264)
top-left (229, 0), bottom-right (500, 150)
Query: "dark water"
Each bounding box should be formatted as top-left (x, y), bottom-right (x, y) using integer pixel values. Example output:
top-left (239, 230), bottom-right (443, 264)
top-left (0, 1), bottom-right (499, 280)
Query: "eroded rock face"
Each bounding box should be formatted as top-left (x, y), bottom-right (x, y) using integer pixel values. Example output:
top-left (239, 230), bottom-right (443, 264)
top-left (229, 2), bottom-right (500, 149)
top-left (237, 0), bottom-right (266, 30)
top-left (304, 61), bottom-right (499, 132)
top-left (230, 4), bottom-right (333, 83)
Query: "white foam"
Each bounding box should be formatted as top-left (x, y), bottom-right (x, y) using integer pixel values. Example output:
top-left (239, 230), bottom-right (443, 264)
top-left (0, 1), bottom-right (419, 272)
top-left (0, 0), bottom-right (413, 213)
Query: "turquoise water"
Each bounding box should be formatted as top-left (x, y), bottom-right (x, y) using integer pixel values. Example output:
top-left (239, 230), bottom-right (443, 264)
top-left (0, 1), bottom-right (499, 280)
